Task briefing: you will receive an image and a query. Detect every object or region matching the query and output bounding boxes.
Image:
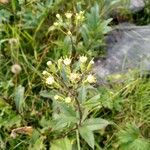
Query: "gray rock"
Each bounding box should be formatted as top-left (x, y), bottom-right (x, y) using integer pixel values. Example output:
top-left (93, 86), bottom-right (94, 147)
top-left (94, 24), bottom-right (150, 80)
top-left (130, 0), bottom-right (145, 12)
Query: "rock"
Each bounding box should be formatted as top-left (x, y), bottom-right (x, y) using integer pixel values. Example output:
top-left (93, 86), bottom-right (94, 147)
top-left (130, 0), bottom-right (145, 12)
top-left (94, 24), bottom-right (150, 81)
top-left (110, 0), bottom-right (146, 20)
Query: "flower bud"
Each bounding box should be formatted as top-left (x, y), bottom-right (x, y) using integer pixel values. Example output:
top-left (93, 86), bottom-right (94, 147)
top-left (47, 61), bottom-right (52, 67)
top-left (63, 58), bottom-right (71, 65)
top-left (67, 31), bottom-right (72, 36)
top-left (65, 97), bottom-right (71, 103)
top-left (42, 70), bottom-right (49, 75)
top-left (54, 95), bottom-right (59, 100)
top-left (56, 14), bottom-right (61, 19)
top-left (65, 12), bottom-right (72, 19)
top-left (79, 56), bottom-right (87, 63)
top-left (87, 74), bottom-right (96, 83)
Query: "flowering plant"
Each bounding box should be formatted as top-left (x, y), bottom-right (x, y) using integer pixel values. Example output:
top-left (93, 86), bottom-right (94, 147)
top-left (47, 4), bottom-right (112, 57)
top-left (41, 56), bottom-right (110, 149)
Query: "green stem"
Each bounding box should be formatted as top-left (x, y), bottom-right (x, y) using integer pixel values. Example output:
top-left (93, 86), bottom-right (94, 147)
top-left (76, 129), bottom-right (81, 150)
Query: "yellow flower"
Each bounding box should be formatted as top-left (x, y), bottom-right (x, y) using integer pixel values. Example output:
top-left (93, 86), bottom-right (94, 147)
top-left (79, 56), bottom-right (87, 63)
top-left (87, 74), bottom-right (96, 83)
top-left (65, 97), bottom-right (71, 103)
top-left (47, 61), bottom-right (52, 66)
top-left (46, 76), bottom-right (54, 85)
top-left (63, 58), bottom-right (71, 65)
top-left (65, 12), bottom-right (72, 19)
top-left (54, 95), bottom-right (59, 100)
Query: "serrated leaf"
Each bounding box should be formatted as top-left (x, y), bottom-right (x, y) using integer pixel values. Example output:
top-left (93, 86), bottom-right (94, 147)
top-left (83, 118), bottom-right (110, 131)
top-left (14, 85), bottom-right (25, 113)
top-left (118, 124), bottom-right (150, 150)
top-left (51, 137), bottom-right (72, 150)
top-left (79, 126), bottom-right (94, 149)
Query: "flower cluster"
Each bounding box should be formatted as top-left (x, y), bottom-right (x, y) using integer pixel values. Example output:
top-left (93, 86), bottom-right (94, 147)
top-left (75, 11), bottom-right (85, 23)
top-left (49, 11), bottom-right (85, 33)
top-left (42, 56), bottom-right (96, 103)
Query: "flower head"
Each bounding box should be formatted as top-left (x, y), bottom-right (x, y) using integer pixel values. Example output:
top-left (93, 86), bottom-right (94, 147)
top-left (65, 97), bottom-right (71, 103)
top-left (42, 70), bottom-right (49, 75)
top-left (79, 56), bottom-right (87, 63)
top-left (65, 12), bottom-right (72, 19)
top-left (54, 95), bottom-right (59, 100)
top-left (63, 58), bottom-right (71, 65)
top-left (69, 73), bottom-right (80, 81)
top-left (53, 22), bottom-right (59, 26)
top-left (11, 64), bottom-right (22, 75)
top-left (87, 74), bottom-right (96, 83)
top-left (67, 31), bottom-right (72, 36)
top-left (75, 11), bottom-right (85, 22)
top-left (46, 76), bottom-right (54, 85)
top-left (56, 14), bottom-right (61, 19)
top-left (47, 61), bottom-right (52, 66)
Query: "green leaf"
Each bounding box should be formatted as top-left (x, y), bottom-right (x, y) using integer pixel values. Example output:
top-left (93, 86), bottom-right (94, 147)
top-left (118, 124), bottom-right (150, 150)
top-left (83, 118), bottom-right (110, 131)
top-left (83, 94), bottom-right (100, 106)
top-left (14, 85), bottom-right (25, 113)
top-left (78, 86), bottom-right (87, 102)
top-left (55, 102), bottom-right (78, 123)
top-left (0, 98), bottom-right (9, 108)
top-left (79, 126), bottom-right (94, 149)
top-left (51, 137), bottom-right (72, 150)
top-left (40, 90), bottom-right (55, 99)
top-left (29, 136), bottom-right (46, 150)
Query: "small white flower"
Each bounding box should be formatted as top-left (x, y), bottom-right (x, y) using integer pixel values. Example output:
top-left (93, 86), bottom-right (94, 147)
top-left (87, 74), bottom-right (96, 83)
top-left (65, 97), bottom-right (71, 103)
top-left (53, 22), bottom-right (59, 26)
top-left (69, 73), bottom-right (80, 81)
top-left (65, 12), bottom-right (72, 19)
top-left (46, 76), bottom-right (54, 85)
top-left (79, 56), bottom-right (87, 63)
top-left (42, 70), bottom-right (49, 75)
top-left (75, 11), bottom-right (85, 21)
top-left (63, 58), bottom-right (71, 65)
top-left (67, 31), bottom-right (72, 35)
top-left (47, 61), bottom-right (52, 66)
top-left (56, 14), bottom-right (61, 19)
top-left (54, 95), bottom-right (59, 100)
